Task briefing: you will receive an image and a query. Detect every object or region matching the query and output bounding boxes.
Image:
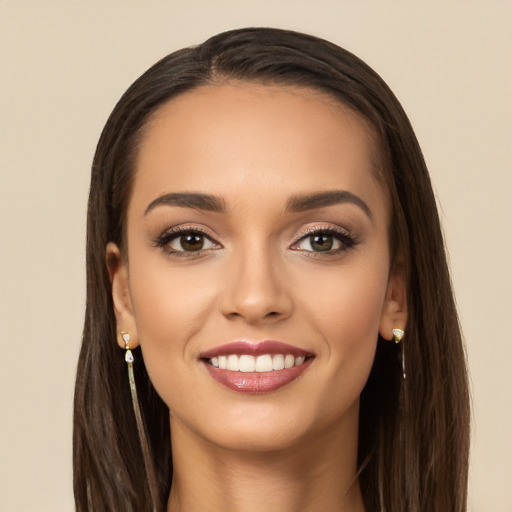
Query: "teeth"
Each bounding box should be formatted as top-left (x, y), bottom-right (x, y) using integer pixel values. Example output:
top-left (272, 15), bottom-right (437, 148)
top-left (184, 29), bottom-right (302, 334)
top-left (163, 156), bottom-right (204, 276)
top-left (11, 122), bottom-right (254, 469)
top-left (272, 354), bottom-right (285, 370)
top-left (227, 354), bottom-right (239, 371)
top-left (209, 353), bottom-right (307, 372)
top-left (255, 354), bottom-right (273, 372)
top-left (239, 355), bottom-right (256, 372)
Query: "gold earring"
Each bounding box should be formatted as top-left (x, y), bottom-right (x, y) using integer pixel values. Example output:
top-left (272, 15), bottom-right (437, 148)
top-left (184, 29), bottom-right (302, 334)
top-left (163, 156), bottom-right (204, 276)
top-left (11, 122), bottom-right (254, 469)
top-left (120, 331), bottom-right (141, 416)
top-left (391, 328), bottom-right (406, 379)
top-left (392, 328), bottom-right (404, 344)
top-left (120, 331), bottom-right (159, 510)
top-left (122, 331), bottom-right (134, 362)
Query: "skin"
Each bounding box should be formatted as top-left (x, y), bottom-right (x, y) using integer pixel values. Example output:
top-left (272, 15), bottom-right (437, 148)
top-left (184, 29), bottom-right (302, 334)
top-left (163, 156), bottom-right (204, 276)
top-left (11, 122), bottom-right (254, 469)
top-left (108, 82), bottom-right (407, 512)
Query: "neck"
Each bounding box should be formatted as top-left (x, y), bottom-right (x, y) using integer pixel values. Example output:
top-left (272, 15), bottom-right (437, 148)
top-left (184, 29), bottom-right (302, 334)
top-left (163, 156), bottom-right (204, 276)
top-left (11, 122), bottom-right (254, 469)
top-left (167, 406), bottom-right (365, 512)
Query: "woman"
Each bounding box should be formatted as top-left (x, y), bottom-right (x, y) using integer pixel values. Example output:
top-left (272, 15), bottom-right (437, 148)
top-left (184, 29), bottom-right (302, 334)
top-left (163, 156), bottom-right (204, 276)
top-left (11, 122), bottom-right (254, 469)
top-left (73, 27), bottom-right (470, 512)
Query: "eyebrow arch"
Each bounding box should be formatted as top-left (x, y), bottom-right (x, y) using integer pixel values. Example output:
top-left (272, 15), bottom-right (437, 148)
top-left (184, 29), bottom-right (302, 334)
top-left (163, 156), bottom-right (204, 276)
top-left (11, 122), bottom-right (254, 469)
top-left (285, 190), bottom-right (373, 219)
top-left (144, 192), bottom-right (225, 215)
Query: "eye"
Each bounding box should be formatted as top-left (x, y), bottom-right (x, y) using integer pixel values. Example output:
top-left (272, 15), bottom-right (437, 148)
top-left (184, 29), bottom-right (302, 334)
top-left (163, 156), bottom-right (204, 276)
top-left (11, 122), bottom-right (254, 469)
top-left (295, 233), bottom-right (341, 252)
top-left (156, 228), bottom-right (220, 255)
top-left (168, 232), bottom-right (215, 252)
top-left (291, 227), bottom-right (356, 255)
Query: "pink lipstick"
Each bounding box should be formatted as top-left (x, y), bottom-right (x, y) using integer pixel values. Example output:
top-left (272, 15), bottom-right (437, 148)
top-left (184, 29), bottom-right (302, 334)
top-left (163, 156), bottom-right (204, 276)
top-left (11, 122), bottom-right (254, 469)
top-left (200, 341), bottom-right (314, 394)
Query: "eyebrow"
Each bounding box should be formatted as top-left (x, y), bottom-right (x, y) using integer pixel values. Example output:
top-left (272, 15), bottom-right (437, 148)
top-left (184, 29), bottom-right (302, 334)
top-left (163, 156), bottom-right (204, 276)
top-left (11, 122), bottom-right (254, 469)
top-left (144, 189), bottom-right (372, 219)
top-left (285, 190), bottom-right (373, 219)
top-left (144, 192), bottom-right (225, 215)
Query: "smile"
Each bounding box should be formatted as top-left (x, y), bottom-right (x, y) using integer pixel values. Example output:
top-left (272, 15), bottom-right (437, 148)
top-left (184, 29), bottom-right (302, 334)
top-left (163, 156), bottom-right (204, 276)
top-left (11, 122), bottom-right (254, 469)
top-left (209, 354), bottom-right (306, 372)
top-left (200, 341), bottom-right (314, 394)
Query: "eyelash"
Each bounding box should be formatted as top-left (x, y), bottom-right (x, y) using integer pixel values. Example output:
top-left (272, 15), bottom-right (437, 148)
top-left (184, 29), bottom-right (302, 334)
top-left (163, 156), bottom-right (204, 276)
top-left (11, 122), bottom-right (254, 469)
top-left (154, 225), bottom-right (357, 258)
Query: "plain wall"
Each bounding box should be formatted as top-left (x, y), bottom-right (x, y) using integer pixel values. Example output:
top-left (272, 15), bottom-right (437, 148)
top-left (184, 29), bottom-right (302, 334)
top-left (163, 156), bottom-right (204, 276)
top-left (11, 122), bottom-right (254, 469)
top-left (0, 1), bottom-right (510, 510)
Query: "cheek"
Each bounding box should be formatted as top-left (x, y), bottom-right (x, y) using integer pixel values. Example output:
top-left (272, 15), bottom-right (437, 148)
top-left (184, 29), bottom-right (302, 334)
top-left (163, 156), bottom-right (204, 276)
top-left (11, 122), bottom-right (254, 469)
top-left (127, 257), bottom-right (220, 399)
top-left (306, 260), bottom-right (388, 340)
top-left (302, 260), bottom-right (389, 389)
top-left (134, 278), bottom-right (211, 339)
top-left (130, 251), bottom-right (219, 334)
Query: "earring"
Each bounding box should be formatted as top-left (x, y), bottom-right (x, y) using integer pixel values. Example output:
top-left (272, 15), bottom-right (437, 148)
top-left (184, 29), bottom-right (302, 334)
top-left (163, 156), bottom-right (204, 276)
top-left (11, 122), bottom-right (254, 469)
top-left (120, 331), bottom-right (143, 427)
top-left (120, 332), bottom-right (159, 511)
top-left (392, 328), bottom-right (404, 343)
top-left (122, 331), bottom-right (134, 362)
top-left (391, 328), bottom-right (406, 380)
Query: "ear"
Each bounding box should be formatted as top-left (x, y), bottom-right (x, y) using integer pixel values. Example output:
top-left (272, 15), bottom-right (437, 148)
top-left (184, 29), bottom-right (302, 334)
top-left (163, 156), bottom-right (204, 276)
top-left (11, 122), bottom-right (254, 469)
top-left (379, 261), bottom-right (408, 341)
top-left (106, 242), bottom-right (140, 349)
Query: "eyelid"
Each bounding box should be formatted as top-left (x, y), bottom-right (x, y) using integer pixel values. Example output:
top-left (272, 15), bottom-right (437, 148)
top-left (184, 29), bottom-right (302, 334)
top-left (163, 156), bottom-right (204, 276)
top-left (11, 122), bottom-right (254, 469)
top-left (293, 224), bottom-right (352, 242)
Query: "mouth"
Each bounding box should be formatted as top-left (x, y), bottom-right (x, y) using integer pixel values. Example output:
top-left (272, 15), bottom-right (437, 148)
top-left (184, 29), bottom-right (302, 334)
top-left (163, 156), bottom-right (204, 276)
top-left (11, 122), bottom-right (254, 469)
top-left (200, 341), bottom-right (315, 394)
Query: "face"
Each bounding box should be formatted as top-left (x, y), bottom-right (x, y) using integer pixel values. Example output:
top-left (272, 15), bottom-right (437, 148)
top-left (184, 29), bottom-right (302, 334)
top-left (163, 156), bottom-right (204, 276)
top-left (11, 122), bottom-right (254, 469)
top-left (109, 83), bottom-right (406, 452)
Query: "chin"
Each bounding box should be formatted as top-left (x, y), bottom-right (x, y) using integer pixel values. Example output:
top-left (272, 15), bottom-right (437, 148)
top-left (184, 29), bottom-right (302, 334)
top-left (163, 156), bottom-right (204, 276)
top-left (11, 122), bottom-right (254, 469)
top-left (171, 394), bottom-right (360, 456)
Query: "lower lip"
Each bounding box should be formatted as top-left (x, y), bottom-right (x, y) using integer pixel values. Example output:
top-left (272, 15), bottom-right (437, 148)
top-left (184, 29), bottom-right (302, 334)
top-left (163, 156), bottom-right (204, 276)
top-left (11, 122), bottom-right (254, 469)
top-left (203, 358), bottom-right (313, 394)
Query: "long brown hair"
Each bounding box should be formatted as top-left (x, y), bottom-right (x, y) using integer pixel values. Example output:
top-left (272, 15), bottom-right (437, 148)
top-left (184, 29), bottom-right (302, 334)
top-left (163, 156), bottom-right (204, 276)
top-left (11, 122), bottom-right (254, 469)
top-left (73, 27), bottom-right (470, 512)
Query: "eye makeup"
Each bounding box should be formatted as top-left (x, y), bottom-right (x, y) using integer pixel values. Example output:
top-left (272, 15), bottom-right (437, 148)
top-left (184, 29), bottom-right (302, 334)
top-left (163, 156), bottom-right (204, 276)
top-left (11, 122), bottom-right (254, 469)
top-left (151, 220), bottom-right (359, 261)
top-left (290, 224), bottom-right (358, 258)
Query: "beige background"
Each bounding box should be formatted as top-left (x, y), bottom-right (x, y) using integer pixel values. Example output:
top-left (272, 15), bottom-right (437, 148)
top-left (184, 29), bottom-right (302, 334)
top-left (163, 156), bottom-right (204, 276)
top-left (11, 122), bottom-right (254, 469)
top-left (0, 1), bottom-right (510, 511)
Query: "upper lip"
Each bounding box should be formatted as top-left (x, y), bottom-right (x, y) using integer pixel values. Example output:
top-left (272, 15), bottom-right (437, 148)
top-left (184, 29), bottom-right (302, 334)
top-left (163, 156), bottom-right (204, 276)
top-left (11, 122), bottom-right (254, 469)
top-left (200, 340), bottom-right (312, 359)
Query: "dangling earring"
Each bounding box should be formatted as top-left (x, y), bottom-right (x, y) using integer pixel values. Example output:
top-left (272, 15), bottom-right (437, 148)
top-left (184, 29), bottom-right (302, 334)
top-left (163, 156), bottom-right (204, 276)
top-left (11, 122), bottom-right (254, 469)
top-left (392, 328), bottom-right (406, 380)
top-left (121, 331), bottom-right (146, 438)
top-left (120, 332), bottom-right (159, 512)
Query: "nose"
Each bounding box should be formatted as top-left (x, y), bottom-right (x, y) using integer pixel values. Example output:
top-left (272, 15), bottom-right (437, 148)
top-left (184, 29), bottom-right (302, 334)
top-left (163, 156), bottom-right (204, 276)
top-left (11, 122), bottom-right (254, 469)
top-left (220, 244), bottom-right (293, 325)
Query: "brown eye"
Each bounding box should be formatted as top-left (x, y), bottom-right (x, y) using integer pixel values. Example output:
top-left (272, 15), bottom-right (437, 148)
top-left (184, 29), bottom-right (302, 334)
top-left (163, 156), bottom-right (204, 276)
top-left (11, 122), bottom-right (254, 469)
top-left (310, 234), bottom-right (334, 252)
top-left (291, 227), bottom-right (356, 255)
top-left (179, 233), bottom-right (204, 251)
top-left (164, 231), bottom-right (218, 253)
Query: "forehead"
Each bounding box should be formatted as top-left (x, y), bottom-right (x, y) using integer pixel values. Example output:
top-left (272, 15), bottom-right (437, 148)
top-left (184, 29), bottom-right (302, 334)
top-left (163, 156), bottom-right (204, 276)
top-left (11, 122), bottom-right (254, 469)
top-left (131, 82), bottom-right (387, 219)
